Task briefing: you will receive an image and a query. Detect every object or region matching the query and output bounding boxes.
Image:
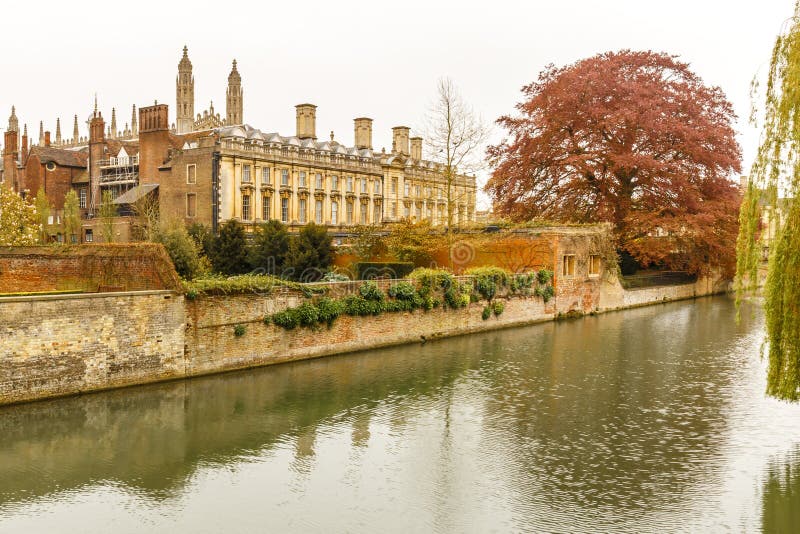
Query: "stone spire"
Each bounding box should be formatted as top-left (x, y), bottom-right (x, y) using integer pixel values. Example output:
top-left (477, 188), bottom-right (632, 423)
top-left (55, 118), bottom-right (62, 145)
top-left (23, 123), bottom-right (27, 137)
top-left (226, 59), bottom-right (243, 126)
top-left (73, 115), bottom-right (79, 144)
top-left (7, 106), bottom-right (19, 132)
top-left (110, 107), bottom-right (117, 139)
top-left (176, 46), bottom-right (195, 134)
top-left (39, 121), bottom-right (44, 145)
top-left (131, 105), bottom-right (138, 137)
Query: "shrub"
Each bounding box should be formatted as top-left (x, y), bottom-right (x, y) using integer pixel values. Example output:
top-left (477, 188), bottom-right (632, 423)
top-left (482, 306), bottom-right (492, 320)
top-left (262, 314), bottom-right (271, 325)
top-left (466, 266), bottom-right (512, 301)
top-left (155, 222), bottom-right (208, 280)
top-left (294, 301), bottom-right (320, 327)
top-left (285, 222), bottom-right (333, 282)
top-left (272, 309), bottom-right (299, 329)
top-left (537, 269), bottom-right (554, 285)
top-left (493, 300), bottom-right (505, 316)
top-left (354, 262), bottom-right (415, 280)
top-left (388, 281), bottom-right (417, 300)
top-left (233, 324), bottom-right (246, 337)
top-left (540, 284), bottom-right (555, 303)
top-left (359, 281), bottom-right (385, 301)
top-left (316, 297), bottom-right (345, 326)
top-left (211, 220), bottom-right (250, 275)
top-left (188, 223), bottom-right (214, 257)
top-left (249, 220), bottom-right (290, 275)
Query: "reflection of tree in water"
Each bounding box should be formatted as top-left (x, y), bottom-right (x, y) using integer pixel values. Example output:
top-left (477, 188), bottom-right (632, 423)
top-left (474, 298), bottom-right (762, 523)
top-left (0, 333), bottom-right (482, 505)
top-left (761, 447), bottom-right (800, 534)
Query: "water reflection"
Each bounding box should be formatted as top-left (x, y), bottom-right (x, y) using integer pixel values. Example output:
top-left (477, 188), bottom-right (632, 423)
top-left (0, 296), bottom-right (798, 533)
top-left (762, 447), bottom-right (800, 534)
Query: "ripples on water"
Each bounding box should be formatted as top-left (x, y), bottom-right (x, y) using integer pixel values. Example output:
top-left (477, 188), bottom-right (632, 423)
top-left (0, 296), bottom-right (799, 533)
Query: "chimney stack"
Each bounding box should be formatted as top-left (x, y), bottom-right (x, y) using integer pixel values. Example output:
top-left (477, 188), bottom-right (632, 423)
top-left (392, 126), bottom-right (410, 156)
top-left (354, 117), bottom-right (373, 150)
top-left (410, 136), bottom-right (422, 160)
top-left (44, 131), bottom-right (51, 147)
top-left (295, 104), bottom-right (317, 140)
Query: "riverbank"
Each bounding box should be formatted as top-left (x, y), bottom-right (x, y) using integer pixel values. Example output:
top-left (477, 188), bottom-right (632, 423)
top-left (0, 270), bottom-right (725, 406)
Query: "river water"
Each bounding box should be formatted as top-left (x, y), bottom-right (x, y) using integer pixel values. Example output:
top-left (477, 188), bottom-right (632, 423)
top-left (0, 296), bottom-right (799, 533)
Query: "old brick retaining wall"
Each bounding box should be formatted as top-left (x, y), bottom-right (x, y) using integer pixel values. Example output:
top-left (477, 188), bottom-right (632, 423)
top-left (0, 273), bottom-right (724, 406)
top-left (0, 291), bottom-right (185, 405)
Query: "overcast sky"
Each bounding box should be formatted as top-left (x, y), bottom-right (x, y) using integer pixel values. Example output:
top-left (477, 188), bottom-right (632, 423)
top-left (0, 0), bottom-right (793, 208)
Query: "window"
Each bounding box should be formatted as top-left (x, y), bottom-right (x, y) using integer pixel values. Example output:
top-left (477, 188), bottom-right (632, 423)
top-left (299, 198), bottom-right (307, 223)
top-left (361, 178), bottom-right (367, 193)
top-left (426, 186), bottom-right (432, 198)
top-left (562, 255), bottom-right (575, 277)
top-left (374, 180), bottom-right (381, 194)
top-left (315, 173), bottom-right (323, 189)
top-left (332, 175), bottom-right (339, 190)
top-left (391, 177), bottom-right (397, 194)
top-left (281, 169), bottom-right (289, 186)
top-left (438, 188), bottom-right (443, 199)
top-left (79, 188), bottom-right (87, 209)
top-left (331, 201), bottom-right (338, 224)
top-left (242, 194), bottom-right (251, 220)
top-left (263, 195), bottom-right (271, 220)
top-left (186, 193), bottom-right (197, 217)
top-left (392, 201), bottom-right (397, 217)
top-left (416, 205), bottom-right (422, 219)
top-left (589, 255), bottom-right (601, 276)
top-left (347, 176), bottom-right (354, 192)
top-left (346, 201), bottom-right (353, 224)
top-left (299, 171), bottom-right (307, 187)
top-left (187, 164), bottom-right (197, 184)
top-left (360, 205), bottom-right (367, 224)
top-left (85, 229), bottom-right (93, 243)
top-left (427, 205), bottom-right (433, 220)
top-left (281, 197), bottom-right (289, 222)
top-left (262, 167), bottom-right (271, 185)
top-left (243, 165), bottom-right (252, 183)
top-left (316, 199), bottom-right (323, 224)
top-left (374, 203), bottom-right (381, 224)
top-left (415, 185), bottom-right (421, 197)
top-left (404, 183), bottom-right (410, 197)
top-left (404, 205), bottom-right (410, 218)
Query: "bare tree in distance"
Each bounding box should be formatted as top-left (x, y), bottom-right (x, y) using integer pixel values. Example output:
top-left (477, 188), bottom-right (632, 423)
top-left (423, 77), bottom-right (489, 234)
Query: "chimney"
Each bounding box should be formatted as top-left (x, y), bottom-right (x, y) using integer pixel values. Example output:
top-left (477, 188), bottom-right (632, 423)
top-left (44, 131), bottom-right (51, 147)
top-left (295, 103), bottom-right (317, 140)
top-left (410, 136), bottom-right (422, 160)
top-left (392, 126), bottom-right (410, 156)
top-left (138, 104), bottom-right (171, 186)
top-left (354, 117), bottom-right (373, 150)
top-left (89, 111), bottom-right (105, 143)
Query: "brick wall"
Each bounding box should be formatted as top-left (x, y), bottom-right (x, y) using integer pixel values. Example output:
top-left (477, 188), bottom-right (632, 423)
top-left (0, 243), bottom-right (182, 294)
top-left (0, 291), bottom-right (185, 405)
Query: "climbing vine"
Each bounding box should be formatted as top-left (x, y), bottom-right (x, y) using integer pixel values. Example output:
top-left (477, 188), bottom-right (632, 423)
top-left (736, 1), bottom-right (800, 400)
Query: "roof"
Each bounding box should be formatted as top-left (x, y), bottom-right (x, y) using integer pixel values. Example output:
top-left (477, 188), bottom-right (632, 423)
top-left (28, 146), bottom-right (88, 168)
top-left (112, 183), bottom-right (159, 205)
top-left (71, 170), bottom-right (89, 184)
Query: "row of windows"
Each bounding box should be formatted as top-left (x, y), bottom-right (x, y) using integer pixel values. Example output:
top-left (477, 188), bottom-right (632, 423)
top-left (237, 193), bottom-right (383, 225)
top-left (238, 164), bottom-right (383, 194)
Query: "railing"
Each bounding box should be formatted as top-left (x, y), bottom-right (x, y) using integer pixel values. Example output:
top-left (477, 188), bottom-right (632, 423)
top-left (620, 271), bottom-right (697, 290)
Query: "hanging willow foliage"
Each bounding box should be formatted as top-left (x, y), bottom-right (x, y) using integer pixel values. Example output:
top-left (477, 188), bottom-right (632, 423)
top-left (736, 1), bottom-right (800, 401)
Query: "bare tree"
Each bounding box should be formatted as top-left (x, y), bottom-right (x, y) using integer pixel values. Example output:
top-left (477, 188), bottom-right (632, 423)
top-left (423, 77), bottom-right (489, 232)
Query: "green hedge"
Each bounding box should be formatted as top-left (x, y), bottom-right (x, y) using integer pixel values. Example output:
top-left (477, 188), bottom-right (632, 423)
top-left (354, 262), bottom-right (415, 280)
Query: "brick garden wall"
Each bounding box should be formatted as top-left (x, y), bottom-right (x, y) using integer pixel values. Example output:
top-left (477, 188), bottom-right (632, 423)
top-left (0, 244), bottom-right (182, 294)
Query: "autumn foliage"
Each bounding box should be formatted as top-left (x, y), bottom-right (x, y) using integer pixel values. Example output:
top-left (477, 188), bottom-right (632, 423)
top-left (486, 50), bottom-right (742, 275)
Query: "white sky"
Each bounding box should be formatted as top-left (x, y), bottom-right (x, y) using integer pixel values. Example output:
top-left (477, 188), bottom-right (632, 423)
top-left (0, 0), bottom-right (793, 209)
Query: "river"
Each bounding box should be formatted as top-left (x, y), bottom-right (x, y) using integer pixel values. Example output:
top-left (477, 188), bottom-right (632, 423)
top-left (0, 296), bottom-right (798, 533)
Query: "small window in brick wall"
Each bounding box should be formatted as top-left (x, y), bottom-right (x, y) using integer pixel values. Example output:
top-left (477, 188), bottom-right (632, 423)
top-left (562, 255), bottom-right (575, 277)
top-left (589, 255), bottom-right (601, 276)
top-left (187, 164), bottom-right (197, 184)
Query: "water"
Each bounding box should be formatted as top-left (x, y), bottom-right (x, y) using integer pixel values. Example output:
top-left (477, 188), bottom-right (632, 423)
top-left (0, 296), bottom-right (799, 533)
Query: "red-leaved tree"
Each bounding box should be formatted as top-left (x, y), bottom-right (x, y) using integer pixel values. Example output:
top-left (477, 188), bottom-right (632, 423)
top-left (486, 50), bottom-right (742, 275)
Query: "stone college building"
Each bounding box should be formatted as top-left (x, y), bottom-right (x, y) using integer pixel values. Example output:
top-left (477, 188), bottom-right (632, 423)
top-left (1, 47), bottom-right (478, 242)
